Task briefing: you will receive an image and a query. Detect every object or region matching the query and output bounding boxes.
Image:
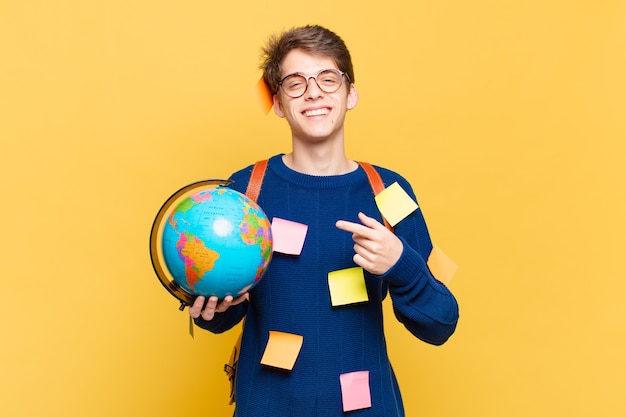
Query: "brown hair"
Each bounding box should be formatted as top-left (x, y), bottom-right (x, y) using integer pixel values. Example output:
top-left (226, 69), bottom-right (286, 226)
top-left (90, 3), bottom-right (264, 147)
top-left (260, 25), bottom-right (354, 95)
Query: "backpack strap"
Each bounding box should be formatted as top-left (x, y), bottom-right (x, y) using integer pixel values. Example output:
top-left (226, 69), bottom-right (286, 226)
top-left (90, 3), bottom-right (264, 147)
top-left (357, 161), bottom-right (394, 232)
top-left (227, 159), bottom-right (268, 405)
top-left (245, 159), bottom-right (269, 203)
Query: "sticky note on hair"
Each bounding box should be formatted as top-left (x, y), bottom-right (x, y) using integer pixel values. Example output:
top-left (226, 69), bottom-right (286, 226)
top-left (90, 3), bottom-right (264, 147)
top-left (328, 267), bottom-right (368, 306)
top-left (260, 331), bottom-right (303, 370)
top-left (427, 245), bottom-right (458, 285)
top-left (255, 76), bottom-right (273, 114)
top-left (374, 182), bottom-right (418, 227)
top-left (340, 371), bottom-right (372, 412)
top-left (271, 217), bottom-right (308, 255)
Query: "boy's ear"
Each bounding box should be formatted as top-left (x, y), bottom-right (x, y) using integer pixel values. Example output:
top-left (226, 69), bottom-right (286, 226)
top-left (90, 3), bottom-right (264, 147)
top-left (347, 84), bottom-right (359, 110)
top-left (273, 95), bottom-right (285, 118)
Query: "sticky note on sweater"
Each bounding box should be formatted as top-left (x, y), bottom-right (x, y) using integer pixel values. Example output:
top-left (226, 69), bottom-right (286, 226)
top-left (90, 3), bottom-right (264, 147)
top-left (340, 371), bottom-right (372, 412)
top-left (260, 331), bottom-right (303, 370)
top-left (328, 267), bottom-right (368, 306)
top-left (271, 217), bottom-right (308, 255)
top-left (374, 182), bottom-right (418, 227)
top-left (427, 245), bottom-right (458, 285)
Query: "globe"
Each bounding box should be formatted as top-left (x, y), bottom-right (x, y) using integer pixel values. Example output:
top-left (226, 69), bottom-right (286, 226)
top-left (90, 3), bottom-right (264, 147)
top-left (150, 179), bottom-right (273, 308)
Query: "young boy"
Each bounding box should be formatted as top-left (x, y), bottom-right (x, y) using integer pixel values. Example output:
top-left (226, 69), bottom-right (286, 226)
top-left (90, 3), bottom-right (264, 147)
top-left (190, 25), bottom-right (459, 417)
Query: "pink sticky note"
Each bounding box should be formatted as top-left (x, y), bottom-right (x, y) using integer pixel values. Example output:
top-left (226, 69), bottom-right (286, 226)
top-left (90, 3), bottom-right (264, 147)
top-left (340, 371), bottom-right (372, 412)
top-left (271, 217), bottom-right (308, 255)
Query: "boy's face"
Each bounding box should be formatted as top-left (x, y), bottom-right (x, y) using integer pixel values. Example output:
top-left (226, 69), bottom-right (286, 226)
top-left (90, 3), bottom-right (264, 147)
top-left (273, 49), bottom-right (358, 144)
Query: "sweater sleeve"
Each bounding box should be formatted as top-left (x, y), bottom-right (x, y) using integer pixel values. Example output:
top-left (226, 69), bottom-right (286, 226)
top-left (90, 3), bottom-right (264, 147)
top-left (376, 173), bottom-right (459, 345)
top-left (193, 300), bottom-right (248, 334)
top-left (379, 242), bottom-right (459, 345)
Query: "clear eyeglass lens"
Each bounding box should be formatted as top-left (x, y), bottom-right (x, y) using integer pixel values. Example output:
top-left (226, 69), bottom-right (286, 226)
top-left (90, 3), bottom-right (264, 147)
top-left (281, 69), bottom-right (343, 97)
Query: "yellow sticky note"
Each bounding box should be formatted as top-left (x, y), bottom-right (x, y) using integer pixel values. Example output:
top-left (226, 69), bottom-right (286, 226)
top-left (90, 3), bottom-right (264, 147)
top-left (260, 331), bottom-right (303, 370)
top-left (328, 267), bottom-right (369, 306)
top-left (374, 182), bottom-right (419, 227)
top-left (254, 76), bottom-right (273, 115)
top-left (427, 245), bottom-right (458, 285)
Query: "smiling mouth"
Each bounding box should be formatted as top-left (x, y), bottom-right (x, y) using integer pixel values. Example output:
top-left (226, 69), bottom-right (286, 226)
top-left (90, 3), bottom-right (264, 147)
top-left (303, 108), bottom-right (330, 117)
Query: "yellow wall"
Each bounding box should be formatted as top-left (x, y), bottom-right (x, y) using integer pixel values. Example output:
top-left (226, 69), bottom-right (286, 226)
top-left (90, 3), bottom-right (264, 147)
top-left (1, 1), bottom-right (624, 416)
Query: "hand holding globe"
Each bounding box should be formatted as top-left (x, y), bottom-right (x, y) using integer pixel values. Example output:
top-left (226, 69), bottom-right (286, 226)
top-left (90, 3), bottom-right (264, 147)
top-left (188, 293), bottom-right (249, 321)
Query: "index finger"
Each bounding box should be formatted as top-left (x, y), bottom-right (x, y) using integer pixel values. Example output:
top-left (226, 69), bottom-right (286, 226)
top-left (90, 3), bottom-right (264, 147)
top-left (335, 218), bottom-right (372, 237)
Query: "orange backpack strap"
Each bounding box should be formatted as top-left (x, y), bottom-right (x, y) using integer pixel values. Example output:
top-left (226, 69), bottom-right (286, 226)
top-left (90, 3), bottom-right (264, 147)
top-left (358, 161), bottom-right (394, 233)
top-left (227, 159), bottom-right (268, 405)
top-left (245, 159), bottom-right (269, 203)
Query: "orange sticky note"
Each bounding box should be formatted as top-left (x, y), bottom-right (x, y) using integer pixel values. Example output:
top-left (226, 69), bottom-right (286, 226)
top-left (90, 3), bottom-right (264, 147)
top-left (374, 182), bottom-right (419, 227)
top-left (427, 245), bottom-right (458, 285)
top-left (340, 371), bottom-right (372, 412)
top-left (271, 217), bottom-right (308, 255)
top-left (260, 331), bottom-right (303, 370)
top-left (254, 76), bottom-right (273, 114)
top-left (328, 267), bottom-right (369, 306)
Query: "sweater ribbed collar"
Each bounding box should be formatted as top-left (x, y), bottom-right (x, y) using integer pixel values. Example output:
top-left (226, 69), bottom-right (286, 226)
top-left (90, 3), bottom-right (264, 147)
top-left (268, 154), bottom-right (367, 190)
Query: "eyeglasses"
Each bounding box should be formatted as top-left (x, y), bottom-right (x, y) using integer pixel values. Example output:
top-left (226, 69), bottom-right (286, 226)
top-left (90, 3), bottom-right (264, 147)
top-left (278, 69), bottom-right (348, 98)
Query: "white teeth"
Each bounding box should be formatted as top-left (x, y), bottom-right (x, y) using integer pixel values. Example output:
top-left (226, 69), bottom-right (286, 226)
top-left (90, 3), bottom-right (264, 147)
top-left (304, 108), bottom-right (329, 117)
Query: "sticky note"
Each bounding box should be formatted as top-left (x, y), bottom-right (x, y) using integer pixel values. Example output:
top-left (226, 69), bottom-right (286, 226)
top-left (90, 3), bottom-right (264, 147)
top-left (328, 267), bottom-right (368, 306)
top-left (374, 182), bottom-right (419, 227)
top-left (254, 76), bottom-right (273, 114)
top-left (427, 245), bottom-right (458, 285)
top-left (260, 331), bottom-right (303, 370)
top-left (271, 217), bottom-right (308, 255)
top-left (340, 371), bottom-right (372, 412)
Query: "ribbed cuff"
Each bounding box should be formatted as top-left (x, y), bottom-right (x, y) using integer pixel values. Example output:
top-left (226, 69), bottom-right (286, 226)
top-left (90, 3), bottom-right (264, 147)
top-left (378, 237), bottom-right (429, 288)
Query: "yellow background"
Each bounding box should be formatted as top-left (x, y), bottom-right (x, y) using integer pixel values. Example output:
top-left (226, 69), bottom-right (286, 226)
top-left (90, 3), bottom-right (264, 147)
top-left (1, 1), bottom-right (625, 416)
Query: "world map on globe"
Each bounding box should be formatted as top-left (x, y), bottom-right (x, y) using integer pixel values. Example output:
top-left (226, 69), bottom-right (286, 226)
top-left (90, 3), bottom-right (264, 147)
top-left (151, 181), bottom-right (273, 304)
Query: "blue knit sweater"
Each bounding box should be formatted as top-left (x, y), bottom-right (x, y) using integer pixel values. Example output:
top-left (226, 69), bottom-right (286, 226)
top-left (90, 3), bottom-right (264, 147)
top-left (195, 154), bottom-right (459, 417)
